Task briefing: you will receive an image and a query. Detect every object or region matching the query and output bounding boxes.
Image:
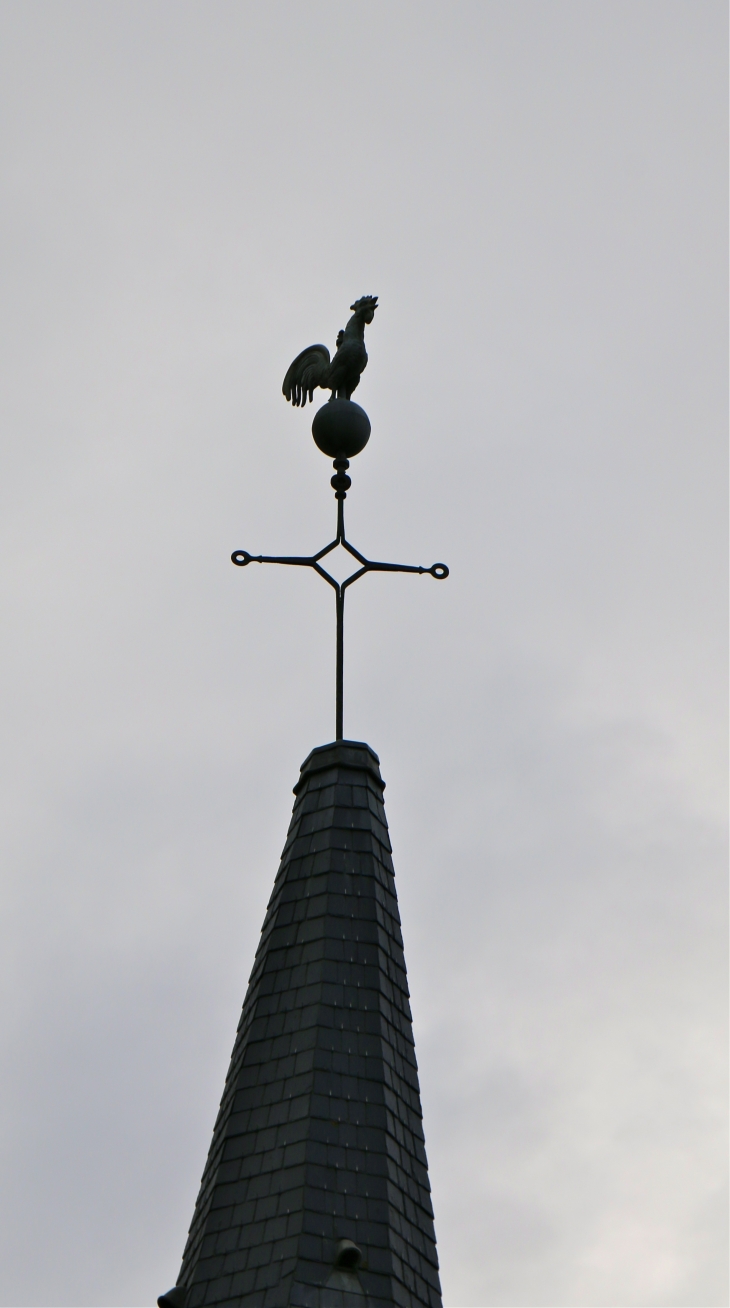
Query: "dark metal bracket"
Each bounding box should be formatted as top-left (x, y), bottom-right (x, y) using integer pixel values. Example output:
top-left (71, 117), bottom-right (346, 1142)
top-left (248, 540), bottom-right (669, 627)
top-left (232, 459), bottom-right (448, 741)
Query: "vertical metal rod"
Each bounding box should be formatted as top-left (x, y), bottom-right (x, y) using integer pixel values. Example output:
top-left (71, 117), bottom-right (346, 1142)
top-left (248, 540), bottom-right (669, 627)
top-left (335, 483), bottom-right (345, 739)
top-left (335, 588), bottom-right (344, 740)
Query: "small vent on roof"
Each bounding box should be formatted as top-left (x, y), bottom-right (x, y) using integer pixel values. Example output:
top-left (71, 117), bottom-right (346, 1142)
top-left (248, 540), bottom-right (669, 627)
top-left (334, 1238), bottom-right (363, 1271)
top-left (325, 1238), bottom-right (366, 1295)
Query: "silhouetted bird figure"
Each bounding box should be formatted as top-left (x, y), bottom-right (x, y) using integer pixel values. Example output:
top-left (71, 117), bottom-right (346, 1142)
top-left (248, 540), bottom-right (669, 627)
top-left (282, 295), bottom-right (378, 407)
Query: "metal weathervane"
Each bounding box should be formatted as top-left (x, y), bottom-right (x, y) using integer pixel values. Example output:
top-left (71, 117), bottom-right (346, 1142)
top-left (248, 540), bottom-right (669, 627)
top-left (231, 295), bottom-right (448, 741)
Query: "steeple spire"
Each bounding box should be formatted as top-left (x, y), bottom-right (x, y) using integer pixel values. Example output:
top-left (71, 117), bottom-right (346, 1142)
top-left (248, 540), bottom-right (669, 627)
top-left (160, 743), bottom-right (441, 1308)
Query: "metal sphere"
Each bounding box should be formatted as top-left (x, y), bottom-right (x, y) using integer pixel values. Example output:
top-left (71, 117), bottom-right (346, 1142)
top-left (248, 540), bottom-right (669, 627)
top-left (311, 399), bottom-right (371, 459)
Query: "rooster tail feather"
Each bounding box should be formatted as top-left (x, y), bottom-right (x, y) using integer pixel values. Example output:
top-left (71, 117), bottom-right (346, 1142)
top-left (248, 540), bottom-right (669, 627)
top-left (282, 344), bottom-right (331, 407)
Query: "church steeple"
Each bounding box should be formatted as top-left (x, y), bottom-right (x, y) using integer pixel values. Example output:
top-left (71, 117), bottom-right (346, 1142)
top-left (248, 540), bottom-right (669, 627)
top-left (159, 299), bottom-right (446, 1307)
top-left (159, 742), bottom-right (441, 1308)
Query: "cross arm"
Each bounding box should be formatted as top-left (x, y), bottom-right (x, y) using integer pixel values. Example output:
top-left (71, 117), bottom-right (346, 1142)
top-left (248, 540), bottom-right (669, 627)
top-left (231, 546), bottom-right (342, 590)
top-left (346, 558), bottom-right (449, 582)
top-left (338, 538), bottom-right (448, 590)
top-left (231, 546), bottom-right (449, 588)
top-left (232, 549), bottom-right (326, 568)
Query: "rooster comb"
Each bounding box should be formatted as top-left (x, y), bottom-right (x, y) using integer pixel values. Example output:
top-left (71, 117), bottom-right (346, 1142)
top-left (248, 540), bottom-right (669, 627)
top-left (350, 295), bottom-right (378, 313)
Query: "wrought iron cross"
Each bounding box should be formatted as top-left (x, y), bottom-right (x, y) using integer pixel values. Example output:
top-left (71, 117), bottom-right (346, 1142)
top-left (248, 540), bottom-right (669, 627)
top-left (231, 296), bottom-right (448, 741)
top-left (232, 460), bottom-right (447, 741)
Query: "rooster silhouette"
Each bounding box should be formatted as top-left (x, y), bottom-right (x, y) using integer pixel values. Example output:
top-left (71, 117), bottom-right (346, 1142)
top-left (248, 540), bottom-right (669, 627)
top-left (282, 295), bottom-right (378, 408)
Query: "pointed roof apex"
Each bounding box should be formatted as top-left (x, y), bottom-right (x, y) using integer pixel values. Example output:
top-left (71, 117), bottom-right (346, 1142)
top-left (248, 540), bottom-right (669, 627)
top-left (294, 739), bottom-right (384, 793)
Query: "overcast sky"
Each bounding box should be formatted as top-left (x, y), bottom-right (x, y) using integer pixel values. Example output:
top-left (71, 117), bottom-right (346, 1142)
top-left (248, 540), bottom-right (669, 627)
top-left (0, 3), bottom-right (726, 1306)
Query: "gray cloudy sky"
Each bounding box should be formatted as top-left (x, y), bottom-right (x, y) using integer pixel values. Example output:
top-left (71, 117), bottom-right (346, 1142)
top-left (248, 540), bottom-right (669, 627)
top-left (0, 3), bottom-right (726, 1306)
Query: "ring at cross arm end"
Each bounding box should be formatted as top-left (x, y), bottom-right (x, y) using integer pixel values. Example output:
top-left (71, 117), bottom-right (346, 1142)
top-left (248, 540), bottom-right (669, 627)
top-left (231, 550), bottom-right (252, 566)
top-left (429, 563), bottom-right (449, 579)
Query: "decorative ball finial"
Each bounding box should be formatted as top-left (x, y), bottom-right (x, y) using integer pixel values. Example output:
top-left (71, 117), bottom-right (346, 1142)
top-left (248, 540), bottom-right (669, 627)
top-left (312, 399), bottom-right (371, 460)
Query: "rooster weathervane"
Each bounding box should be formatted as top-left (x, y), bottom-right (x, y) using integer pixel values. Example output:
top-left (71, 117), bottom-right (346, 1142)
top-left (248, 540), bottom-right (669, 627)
top-left (232, 295), bottom-right (448, 740)
top-left (282, 294), bottom-right (378, 407)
